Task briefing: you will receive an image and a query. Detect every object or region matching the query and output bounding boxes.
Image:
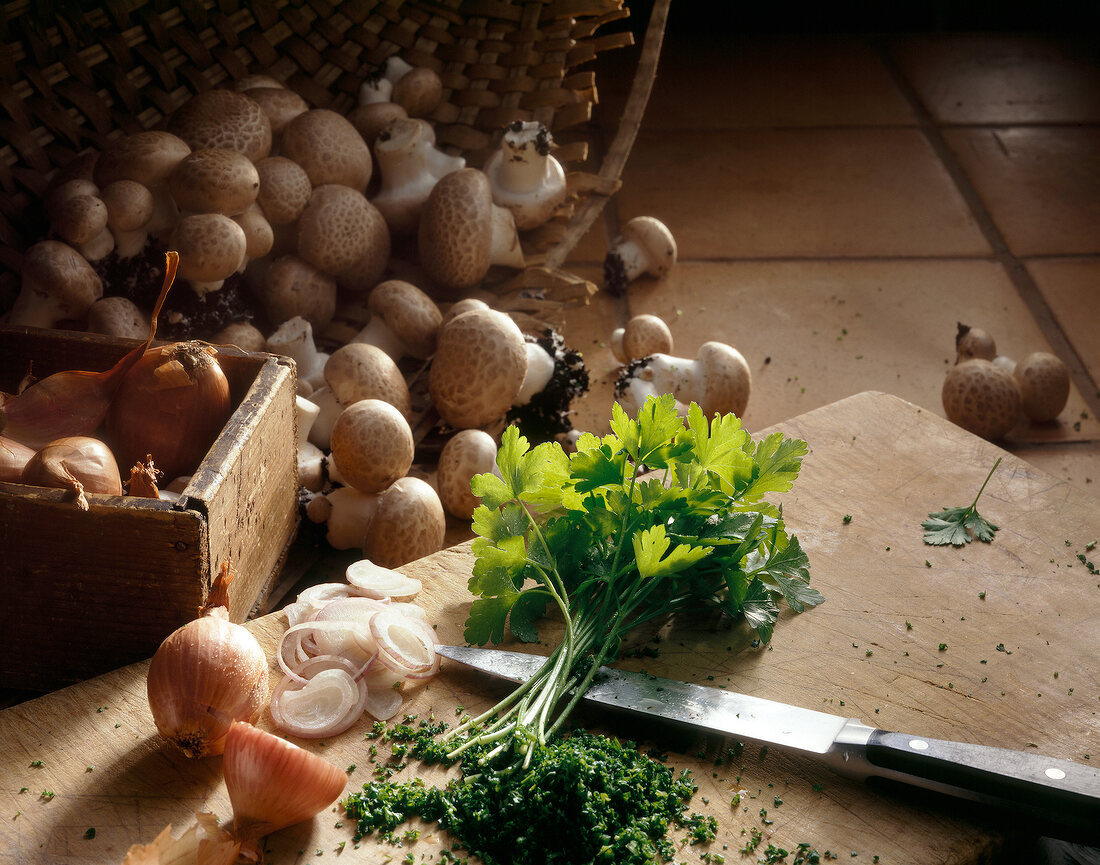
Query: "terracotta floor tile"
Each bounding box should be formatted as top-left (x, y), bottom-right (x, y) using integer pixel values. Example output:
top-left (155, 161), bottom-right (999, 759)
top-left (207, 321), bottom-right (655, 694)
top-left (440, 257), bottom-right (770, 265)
top-left (1012, 442), bottom-right (1099, 500)
top-left (943, 127), bottom-right (1100, 257)
top-left (595, 33), bottom-right (916, 131)
top-left (1025, 257), bottom-right (1100, 385)
top-left (615, 259), bottom-right (1098, 445)
top-left (888, 34), bottom-right (1100, 125)
top-left (611, 127), bottom-right (990, 259)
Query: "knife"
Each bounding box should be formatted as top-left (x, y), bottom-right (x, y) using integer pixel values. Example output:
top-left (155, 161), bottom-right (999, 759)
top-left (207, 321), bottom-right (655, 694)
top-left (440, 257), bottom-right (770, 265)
top-left (436, 644), bottom-right (1100, 843)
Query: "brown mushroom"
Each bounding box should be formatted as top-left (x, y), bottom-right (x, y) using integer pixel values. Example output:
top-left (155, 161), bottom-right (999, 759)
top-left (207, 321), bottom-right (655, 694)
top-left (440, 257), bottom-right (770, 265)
top-left (612, 313), bottom-right (674, 364)
top-left (168, 212), bottom-right (248, 296)
top-left (168, 148), bottom-right (261, 216)
top-left (280, 109), bottom-right (373, 193)
top-left (233, 204), bottom-right (275, 264)
top-left (437, 428), bottom-right (499, 520)
top-left (50, 192), bottom-right (113, 261)
top-left (329, 398), bottom-right (415, 494)
top-left (254, 156), bottom-right (313, 226)
top-left (86, 296), bottom-right (147, 339)
top-left (352, 279), bottom-right (442, 361)
top-left (4, 240), bottom-right (103, 328)
top-left (603, 216), bottom-right (677, 295)
top-left (942, 359), bottom-right (1022, 440)
top-left (391, 67), bottom-right (444, 119)
top-left (99, 179), bottom-right (155, 258)
top-left (1014, 351), bottom-right (1070, 422)
top-left (428, 306), bottom-right (528, 429)
top-left (257, 254), bottom-right (337, 333)
top-left (363, 476), bottom-right (446, 568)
top-left (166, 89), bottom-right (272, 163)
top-left (617, 341), bottom-right (752, 419)
top-left (297, 184), bottom-right (390, 277)
top-left (347, 101), bottom-right (408, 148)
top-left (243, 86), bottom-right (309, 137)
top-left (418, 168), bottom-right (524, 292)
top-left (324, 342), bottom-right (412, 418)
top-left (372, 117), bottom-right (465, 235)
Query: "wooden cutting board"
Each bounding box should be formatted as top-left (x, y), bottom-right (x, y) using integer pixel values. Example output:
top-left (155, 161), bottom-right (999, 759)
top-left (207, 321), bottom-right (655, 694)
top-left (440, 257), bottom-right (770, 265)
top-left (2, 392), bottom-right (1098, 865)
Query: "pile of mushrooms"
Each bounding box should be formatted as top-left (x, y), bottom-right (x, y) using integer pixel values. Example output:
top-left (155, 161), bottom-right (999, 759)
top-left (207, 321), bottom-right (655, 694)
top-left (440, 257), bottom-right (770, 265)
top-left (1, 54), bottom-right (621, 566)
top-left (940, 322), bottom-right (1072, 440)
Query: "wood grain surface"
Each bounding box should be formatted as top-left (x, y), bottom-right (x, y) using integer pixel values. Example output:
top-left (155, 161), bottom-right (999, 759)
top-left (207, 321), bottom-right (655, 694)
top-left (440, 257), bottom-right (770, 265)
top-left (2, 392), bottom-right (1097, 865)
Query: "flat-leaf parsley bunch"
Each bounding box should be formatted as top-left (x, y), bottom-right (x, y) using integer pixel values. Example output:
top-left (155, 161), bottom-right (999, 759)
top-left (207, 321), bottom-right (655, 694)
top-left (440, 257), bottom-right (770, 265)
top-left (446, 394), bottom-right (824, 769)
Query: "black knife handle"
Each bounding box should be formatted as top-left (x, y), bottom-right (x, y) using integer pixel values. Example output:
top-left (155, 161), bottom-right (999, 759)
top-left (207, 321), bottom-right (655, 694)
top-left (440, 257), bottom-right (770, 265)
top-left (864, 730), bottom-right (1100, 841)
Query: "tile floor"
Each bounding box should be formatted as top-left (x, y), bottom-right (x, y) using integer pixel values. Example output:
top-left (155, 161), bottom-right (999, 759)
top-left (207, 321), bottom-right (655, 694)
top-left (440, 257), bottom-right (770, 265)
top-left (555, 18), bottom-right (1099, 499)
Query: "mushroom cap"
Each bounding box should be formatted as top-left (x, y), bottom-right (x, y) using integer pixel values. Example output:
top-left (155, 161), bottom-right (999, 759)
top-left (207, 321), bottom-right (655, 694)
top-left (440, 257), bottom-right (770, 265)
top-left (696, 341), bottom-right (752, 418)
top-left (364, 476), bottom-right (446, 568)
top-left (213, 320), bottom-right (267, 352)
top-left (46, 178), bottom-right (100, 219)
top-left (329, 398), bottom-right (414, 494)
top-left (347, 101), bottom-right (408, 147)
top-left (622, 215), bottom-right (677, 275)
top-left (297, 184), bottom-right (390, 276)
top-left (169, 212), bottom-right (249, 283)
top-left (168, 148), bottom-right (261, 216)
top-left (86, 295), bottom-right (147, 339)
top-left (254, 156), bottom-right (313, 226)
top-left (12, 240), bottom-right (103, 321)
top-left (233, 205), bottom-right (275, 260)
top-left (1014, 351), bottom-right (1070, 422)
top-left (942, 359), bottom-right (1022, 440)
top-left (280, 108), bottom-right (373, 192)
top-left (325, 342), bottom-right (412, 418)
top-left (93, 131), bottom-right (191, 187)
top-left (428, 306), bottom-right (528, 429)
top-left (391, 66), bottom-right (444, 118)
top-left (99, 180), bottom-right (155, 232)
top-left (437, 428), bottom-right (498, 520)
top-left (235, 74), bottom-right (286, 91)
top-left (243, 85), bottom-right (309, 135)
top-left (52, 193), bottom-right (108, 245)
top-left (366, 279), bottom-right (443, 359)
top-left (259, 254), bottom-right (337, 333)
top-left (621, 313), bottom-right (673, 361)
top-left (955, 323), bottom-right (997, 362)
top-left (166, 89), bottom-right (272, 162)
top-left (418, 167), bottom-right (494, 291)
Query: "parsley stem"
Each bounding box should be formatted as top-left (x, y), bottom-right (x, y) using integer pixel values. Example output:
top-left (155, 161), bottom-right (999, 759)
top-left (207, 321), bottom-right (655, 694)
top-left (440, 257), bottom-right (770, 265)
top-left (969, 457), bottom-right (1002, 510)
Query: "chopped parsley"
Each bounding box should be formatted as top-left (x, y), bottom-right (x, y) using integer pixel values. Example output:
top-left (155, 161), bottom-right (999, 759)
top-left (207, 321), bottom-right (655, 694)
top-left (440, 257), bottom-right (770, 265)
top-left (922, 458), bottom-right (1001, 546)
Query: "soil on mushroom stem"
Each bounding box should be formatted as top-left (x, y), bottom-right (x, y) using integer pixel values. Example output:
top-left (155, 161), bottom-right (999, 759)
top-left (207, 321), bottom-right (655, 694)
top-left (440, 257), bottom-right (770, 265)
top-left (506, 329), bottom-right (590, 442)
top-left (91, 238), bottom-right (265, 341)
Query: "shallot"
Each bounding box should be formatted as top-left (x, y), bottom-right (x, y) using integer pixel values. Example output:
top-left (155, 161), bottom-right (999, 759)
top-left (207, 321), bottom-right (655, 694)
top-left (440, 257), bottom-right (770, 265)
top-left (147, 561), bottom-right (269, 758)
top-left (21, 435), bottom-right (122, 509)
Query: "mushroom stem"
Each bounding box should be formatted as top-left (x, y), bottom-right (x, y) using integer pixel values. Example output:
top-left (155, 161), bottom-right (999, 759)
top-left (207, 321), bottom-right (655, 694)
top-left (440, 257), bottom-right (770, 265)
top-left (373, 118), bottom-right (465, 235)
top-left (267, 316), bottom-right (330, 392)
top-left (514, 341), bottom-right (557, 407)
top-left (485, 121), bottom-right (567, 230)
top-left (305, 386), bottom-right (343, 451)
top-left (351, 317), bottom-right (407, 363)
top-left (296, 395), bottom-right (325, 492)
top-left (616, 341), bottom-right (751, 419)
top-left (604, 216), bottom-right (677, 295)
top-left (490, 204), bottom-right (525, 270)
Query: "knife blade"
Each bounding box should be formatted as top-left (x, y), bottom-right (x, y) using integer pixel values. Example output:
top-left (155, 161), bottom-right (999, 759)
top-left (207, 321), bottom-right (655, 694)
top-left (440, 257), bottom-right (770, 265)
top-left (436, 644), bottom-right (1100, 843)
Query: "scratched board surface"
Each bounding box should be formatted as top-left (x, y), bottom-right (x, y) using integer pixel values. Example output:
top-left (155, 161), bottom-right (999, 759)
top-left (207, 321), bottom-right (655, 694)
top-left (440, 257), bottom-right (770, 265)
top-left (2, 392), bottom-right (1098, 865)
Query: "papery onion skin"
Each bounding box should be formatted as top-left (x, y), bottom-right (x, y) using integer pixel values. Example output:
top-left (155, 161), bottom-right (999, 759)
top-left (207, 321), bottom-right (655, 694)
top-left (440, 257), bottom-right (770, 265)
top-left (147, 563), bottom-right (269, 758)
top-left (223, 721), bottom-right (347, 858)
top-left (107, 340), bottom-right (233, 481)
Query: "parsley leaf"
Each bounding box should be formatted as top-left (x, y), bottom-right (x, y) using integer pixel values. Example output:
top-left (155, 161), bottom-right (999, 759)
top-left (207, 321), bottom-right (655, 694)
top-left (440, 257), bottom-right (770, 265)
top-left (922, 458), bottom-right (1002, 546)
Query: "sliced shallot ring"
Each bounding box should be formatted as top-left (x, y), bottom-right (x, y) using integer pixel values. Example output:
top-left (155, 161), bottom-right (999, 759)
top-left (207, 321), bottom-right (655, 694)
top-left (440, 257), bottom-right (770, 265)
top-left (270, 667), bottom-right (367, 739)
top-left (364, 680), bottom-right (404, 721)
top-left (346, 558), bottom-right (423, 600)
top-left (279, 620), bottom-right (372, 675)
top-left (296, 581), bottom-right (354, 613)
top-left (279, 651), bottom-right (361, 686)
top-left (369, 608), bottom-right (436, 676)
top-left (389, 601), bottom-right (428, 621)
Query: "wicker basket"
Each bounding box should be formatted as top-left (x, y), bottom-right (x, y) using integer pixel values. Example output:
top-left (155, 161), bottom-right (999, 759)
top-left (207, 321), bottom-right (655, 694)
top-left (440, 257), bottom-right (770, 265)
top-left (0, 0), bottom-right (670, 320)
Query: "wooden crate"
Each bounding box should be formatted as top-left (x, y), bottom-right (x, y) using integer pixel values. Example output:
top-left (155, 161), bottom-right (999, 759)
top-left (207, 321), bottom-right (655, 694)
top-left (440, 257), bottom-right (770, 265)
top-left (0, 326), bottom-right (299, 691)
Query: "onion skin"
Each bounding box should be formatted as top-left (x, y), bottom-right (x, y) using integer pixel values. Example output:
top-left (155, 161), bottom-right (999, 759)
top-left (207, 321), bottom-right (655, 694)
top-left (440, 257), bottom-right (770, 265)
top-left (1, 435), bottom-right (35, 482)
top-left (107, 340), bottom-right (233, 481)
top-left (21, 435), bottom-right (123, 509)
top-left (223, 721), bottom-right (347, 859)
top-left (147, 562), bottom-right (269, 758)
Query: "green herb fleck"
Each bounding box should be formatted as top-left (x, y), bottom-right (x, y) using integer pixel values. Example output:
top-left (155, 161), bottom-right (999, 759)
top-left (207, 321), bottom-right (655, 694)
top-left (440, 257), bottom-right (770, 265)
top-left (84, 828), bottom-right (96, 840)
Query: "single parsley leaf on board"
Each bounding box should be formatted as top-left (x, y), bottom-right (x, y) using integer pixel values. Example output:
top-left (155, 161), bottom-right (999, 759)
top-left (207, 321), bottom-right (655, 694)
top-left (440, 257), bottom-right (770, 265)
top-left (922, 458), bottom-right (1002, 546)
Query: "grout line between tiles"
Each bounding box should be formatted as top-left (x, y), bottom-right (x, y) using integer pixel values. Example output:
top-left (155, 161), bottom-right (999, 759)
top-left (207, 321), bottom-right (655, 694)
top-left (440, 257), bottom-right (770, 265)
top-left (872, 34), bottom-right (1100, 428)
